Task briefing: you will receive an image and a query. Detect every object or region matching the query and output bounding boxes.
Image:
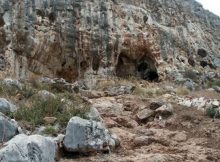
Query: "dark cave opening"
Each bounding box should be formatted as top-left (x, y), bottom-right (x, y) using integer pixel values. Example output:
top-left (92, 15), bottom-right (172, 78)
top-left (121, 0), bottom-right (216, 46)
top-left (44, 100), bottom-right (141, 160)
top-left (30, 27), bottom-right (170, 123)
top-left (137, 62), bottom-right (148, 72)
top-left (144, 71), bottom-right (159, 82)
top-left (137, 61), bottom-right (159, 82)
top-left (116, 53), bottom-right (159, 82)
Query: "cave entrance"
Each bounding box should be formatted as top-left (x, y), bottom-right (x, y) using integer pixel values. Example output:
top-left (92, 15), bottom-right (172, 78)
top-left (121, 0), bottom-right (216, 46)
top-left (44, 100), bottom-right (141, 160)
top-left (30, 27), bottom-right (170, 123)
top-left (116, 53), bottom-right (159, 82)
top-left (137, 58), bottom-right (159, 82)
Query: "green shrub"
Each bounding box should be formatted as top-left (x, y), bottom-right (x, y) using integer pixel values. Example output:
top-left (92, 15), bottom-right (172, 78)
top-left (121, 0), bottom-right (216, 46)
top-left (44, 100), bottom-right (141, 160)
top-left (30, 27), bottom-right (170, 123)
top-left (43, 126), bottom-right (57, 135)
top-left (206, 108), bottom-right (220, 119)
top-left (207, 80), bottom-right (220, 88)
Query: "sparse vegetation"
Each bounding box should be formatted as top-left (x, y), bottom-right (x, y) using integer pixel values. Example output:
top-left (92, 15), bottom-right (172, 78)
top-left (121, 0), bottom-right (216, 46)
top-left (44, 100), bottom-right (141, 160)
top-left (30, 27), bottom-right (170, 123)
top-left (206, 108), bottom-right (220, 119)
top-left (13, 94), bottom-right (90, 130)
top-left (0, 82), bottom-right (19, 97)
top-left (184, 69), bottom-right (199, 83)
top-left (133, 85), bottom-right (165, 97)
top-left (43, 126), bottom-right (57, 135)
top-left (207, 80), bottom-right (220, 88)
top-left (0, 81), bottom-right (36, 99)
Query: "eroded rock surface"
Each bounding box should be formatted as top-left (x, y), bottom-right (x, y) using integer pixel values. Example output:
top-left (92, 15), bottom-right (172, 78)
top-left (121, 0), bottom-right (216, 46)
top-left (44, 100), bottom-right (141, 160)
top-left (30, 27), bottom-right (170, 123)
top-left (64, 116), bottom-right (120, 153)
top-left (0, 112), bottom-right (19, 142)
top-left (0, 134), bottom-right (58, 162)
top-left (0, 0), bottom-right (219, 81)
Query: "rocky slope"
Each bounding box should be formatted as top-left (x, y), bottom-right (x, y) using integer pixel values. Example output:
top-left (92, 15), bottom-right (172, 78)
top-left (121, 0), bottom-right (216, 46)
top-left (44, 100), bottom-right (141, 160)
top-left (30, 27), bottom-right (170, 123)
top-left (1, 0), bottom-right (220, 162)
top-left (0, 0), bottom-right (220, 81)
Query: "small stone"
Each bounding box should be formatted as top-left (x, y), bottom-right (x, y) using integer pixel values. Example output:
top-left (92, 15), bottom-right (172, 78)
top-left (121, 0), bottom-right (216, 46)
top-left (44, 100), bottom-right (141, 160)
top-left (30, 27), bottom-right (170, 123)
top-left (214, 86), bottom-right (220, 93)
top-left (37, 90), bottom-right (56, 101)
top-left (155, 103), bottom-right (173, 117)
top-left (136, 109), bottom-right (155, 121)
top-left (212, 100), bottom-right (219, 108)
top-left (43, 117), bottom-right (57, 125)
top-left (104, 117), bottom-right (118, 128)
top-left (114, 117), bottom-right (139, 128)
top-left (172, 132), bottom-right (187, 142)
top-left (149, 101), bottom-right (164, 110)
top-left (133, 136), bottom-right (154, 147)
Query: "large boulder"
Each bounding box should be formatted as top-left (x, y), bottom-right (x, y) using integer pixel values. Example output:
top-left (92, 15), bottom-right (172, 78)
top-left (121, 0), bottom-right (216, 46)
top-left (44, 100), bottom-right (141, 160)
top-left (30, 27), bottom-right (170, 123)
top-left (0, 134), bottom-right (58, 162)
top-left (64, 117), bottom-right (120, 153)
top-left (2, 78), bottom-right (22, 90)
top-left (0, 98), bottom-right (17, 115)
top-left (0, 113), bottom-right (19, 142)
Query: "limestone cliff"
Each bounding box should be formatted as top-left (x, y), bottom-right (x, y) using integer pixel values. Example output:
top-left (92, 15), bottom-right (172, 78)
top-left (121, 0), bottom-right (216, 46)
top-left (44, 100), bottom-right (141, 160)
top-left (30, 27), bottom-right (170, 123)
top-left (0, 0), bottom-right (219, 82)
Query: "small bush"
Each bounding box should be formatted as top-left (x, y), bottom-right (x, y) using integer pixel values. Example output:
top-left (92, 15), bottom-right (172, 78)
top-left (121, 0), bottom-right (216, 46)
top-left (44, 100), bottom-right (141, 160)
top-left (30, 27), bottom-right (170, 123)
top-left (206, 108), bottom-right (220, 119)
top-left (43, 126), bottom-right (57, 135)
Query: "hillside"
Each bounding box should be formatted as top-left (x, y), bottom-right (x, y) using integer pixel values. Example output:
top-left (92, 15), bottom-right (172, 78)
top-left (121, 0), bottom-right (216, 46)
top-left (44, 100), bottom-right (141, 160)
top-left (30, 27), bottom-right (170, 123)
top-left (0, 0), bottom-right (220, 162)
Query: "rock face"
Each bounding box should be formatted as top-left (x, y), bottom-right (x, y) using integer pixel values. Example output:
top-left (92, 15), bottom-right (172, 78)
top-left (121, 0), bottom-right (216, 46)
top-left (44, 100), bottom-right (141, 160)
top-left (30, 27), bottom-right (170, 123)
top-left (0, 0), bottom-right (219, 81)
top-left (0, 134), bottom-right (58, 162)
top-left (64, 116), bottom-right (119, 153)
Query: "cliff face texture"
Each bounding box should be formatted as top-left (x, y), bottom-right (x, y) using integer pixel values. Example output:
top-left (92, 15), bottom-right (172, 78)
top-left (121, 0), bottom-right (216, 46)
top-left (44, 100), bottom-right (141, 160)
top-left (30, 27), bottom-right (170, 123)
top-left (0, 0), bottom-right (220, 81)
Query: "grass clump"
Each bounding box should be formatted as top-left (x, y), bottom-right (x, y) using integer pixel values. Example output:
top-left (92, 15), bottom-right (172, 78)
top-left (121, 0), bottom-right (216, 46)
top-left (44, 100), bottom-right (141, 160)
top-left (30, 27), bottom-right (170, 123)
top-left (0, 82), bottom-right (19, 97)
top-left (43, 126), bottom-right (57, 135)
top-left (206, 108), bottom-right (220, 119)
top-left (133, 86), bottom-right (165, 97)
top-left (0, 81), bottom-right (36, 99)
top-left (207, 80), bottom-right (220, 88)
top-left (14, 94), bottom-right (90, 130)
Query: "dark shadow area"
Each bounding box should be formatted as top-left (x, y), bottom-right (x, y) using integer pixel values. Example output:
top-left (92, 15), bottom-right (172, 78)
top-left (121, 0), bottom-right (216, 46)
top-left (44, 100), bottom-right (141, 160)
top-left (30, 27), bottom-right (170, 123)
top-left (144, 70), bottom-right (159, 81)
top-left (0, 15), bottom-right (5, 27)
top-left (137, 58), bottom-right (159, 82)
top-left (116, 53), bottom-right (136, 78)
top-left (116, 53), bottom-right (159, 82)
top-left (198, 49), bottom-right (207, 58)
top-left (200, 61), bottom-right (208, 68)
